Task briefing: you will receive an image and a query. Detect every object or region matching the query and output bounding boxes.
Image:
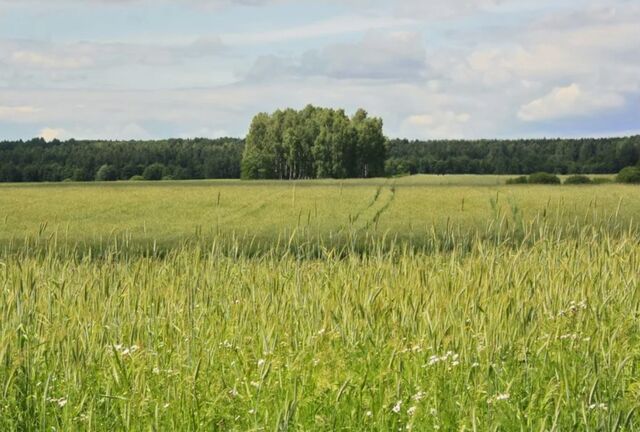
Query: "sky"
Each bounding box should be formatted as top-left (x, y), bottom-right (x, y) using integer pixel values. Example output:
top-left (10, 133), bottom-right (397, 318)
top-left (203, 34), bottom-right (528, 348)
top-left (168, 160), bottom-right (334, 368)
top-left (0, 0), bottom-right (638, 141)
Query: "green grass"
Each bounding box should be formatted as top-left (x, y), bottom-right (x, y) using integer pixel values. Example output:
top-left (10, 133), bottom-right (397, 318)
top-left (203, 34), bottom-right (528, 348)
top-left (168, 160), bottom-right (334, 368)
top-left (0, 175), bottom-right (633, 253)
top-left (1, 175), bottom-right (639, 430)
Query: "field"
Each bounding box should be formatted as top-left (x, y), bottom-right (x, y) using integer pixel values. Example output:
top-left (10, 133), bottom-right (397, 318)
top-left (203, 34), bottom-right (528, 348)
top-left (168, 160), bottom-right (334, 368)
top-left (1, 175), bottom-right (640, 430)
top-left (0, 174), bottom-right (634, 253)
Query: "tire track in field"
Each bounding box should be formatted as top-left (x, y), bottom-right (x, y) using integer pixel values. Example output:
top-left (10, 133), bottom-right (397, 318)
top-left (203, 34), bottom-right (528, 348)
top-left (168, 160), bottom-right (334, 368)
top-left (358, 182), bottom-right (396, 231)
top-left (349, 184), bottom-right (384, 225)
top-left (215, 188), bottom-right (291, 226)
top-left (340, 180), bottom-right (395, 233)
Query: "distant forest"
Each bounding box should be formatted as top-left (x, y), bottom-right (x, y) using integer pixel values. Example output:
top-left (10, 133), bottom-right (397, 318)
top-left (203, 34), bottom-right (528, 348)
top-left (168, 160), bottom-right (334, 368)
top-left (0, 138), bottom-right (243, 182)
top-left (386, 136), bottom-right (640, 176)
top-left (0, 131), bottom-right (639, 183)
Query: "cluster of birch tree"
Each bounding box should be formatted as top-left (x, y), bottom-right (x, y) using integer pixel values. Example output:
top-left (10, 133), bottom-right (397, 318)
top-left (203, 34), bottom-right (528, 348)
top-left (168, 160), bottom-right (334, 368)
top-left (241, 105), bottom-right (386, 179)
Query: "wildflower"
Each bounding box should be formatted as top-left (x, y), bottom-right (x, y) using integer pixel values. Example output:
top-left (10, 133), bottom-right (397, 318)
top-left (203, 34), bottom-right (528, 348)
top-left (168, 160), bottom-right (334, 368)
top-left (163, 403), bottom-right (170, 409)
top-left (413, 391), bottom-right (426, 401)
top-left (152, 367), bottom-right (161, 375)
top-left (365, 411), bottom-right (373, 417)
top-left (425, 351), bottom-right (459, 367)
top-left (229, 388), bottom-right (239, 398)
top-left (249, 409), bottom-right (256, 415)
top-left (392, 400), bottom-right (402, 414)
top-left (407, 406), bottom-right (417, 416)
top-left (589, 403), bottom-right (608, 411)
top-left (558, 300), bottom-right (587, 316)
top-left (250, 381), bottom-right (260, 388)
top-left (488, 393), bottom-right (510, 404)
top-left (257, 359), bottom-right (266, 368)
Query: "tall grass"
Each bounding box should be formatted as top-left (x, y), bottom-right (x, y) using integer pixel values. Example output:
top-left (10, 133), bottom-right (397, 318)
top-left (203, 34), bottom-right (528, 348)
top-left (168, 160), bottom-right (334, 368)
top-left (1, 178), bottom-right (638, 429)
top-left (1, 222), bottom-right (639, 430)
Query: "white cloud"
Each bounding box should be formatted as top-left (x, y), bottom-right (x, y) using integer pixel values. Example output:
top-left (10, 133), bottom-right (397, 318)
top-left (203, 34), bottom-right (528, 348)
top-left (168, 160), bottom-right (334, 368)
top-left (404, 111), bottom-right (472, 138)
top-left (0, 37), bottom-right (224, 71)
top-left (518, 83), bottom-right (625, 122)
top-left (38, 123), bottom-right (153, 141)
top-left (39, 127), bottom-right (65, 141)
top-left (0, 105), bottom-right (40, 120)
top-left (223, 15), bottom-right (416, 45)
top-left (246, 31), bottom-right (427, 81)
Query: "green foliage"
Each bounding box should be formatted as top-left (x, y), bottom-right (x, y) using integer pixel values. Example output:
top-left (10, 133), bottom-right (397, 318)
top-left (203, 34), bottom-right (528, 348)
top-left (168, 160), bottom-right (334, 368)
top-left (1, 218), bottom-right (639, 430)
top-left (143, 163), bottom-right (166, 181)
top-left (0, 137), bottom-right (243, 183)
top-left (242, 105), bottom-right (386, 179)
top-left (592, 177), bottom-right (613, 184)
top-left (616, 166), bottom-right (640, 184)
top-left (95, 164), bottom-right (117, 181)
top-left (528, 172), bottom-right (561, 184)
top-left (564, 174), bottom-right (593, 184)
top-left (386, 135), bottom-right (640, 175)
top-left (130, 175), bottom-right (145, 181)
top-left (506, 176), bottom-right (528, 184)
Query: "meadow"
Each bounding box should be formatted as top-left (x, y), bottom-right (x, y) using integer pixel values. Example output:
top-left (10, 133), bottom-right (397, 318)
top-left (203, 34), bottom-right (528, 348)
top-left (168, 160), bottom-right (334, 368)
top-left (1, 175), bottom-right (639, 430)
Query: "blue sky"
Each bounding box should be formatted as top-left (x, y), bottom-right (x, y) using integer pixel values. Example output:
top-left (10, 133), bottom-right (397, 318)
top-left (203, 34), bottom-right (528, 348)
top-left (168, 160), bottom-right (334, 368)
top-left (0, 0), bottom-right (638, 140)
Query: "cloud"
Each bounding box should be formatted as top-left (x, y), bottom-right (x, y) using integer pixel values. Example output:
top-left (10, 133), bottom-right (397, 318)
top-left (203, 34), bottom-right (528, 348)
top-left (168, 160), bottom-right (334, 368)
top-left (0, 105), bottom-right (41, 121)
top-left (39, 127), bottom-right (65, 141)
top-left (246, 31), bottom-right (427, 81)
top-left (404, 111), bottom-right (472, 139)
top-left (1, 0), bottom-right (639, 140)
top-left (38, 123), bottom-right (153, 141)
top-left (518, 83), bottom-right (625, 122)
top-left (223, 15), bottom-right (416, 45)
top-left (0, 38), bottom-right (224, 71)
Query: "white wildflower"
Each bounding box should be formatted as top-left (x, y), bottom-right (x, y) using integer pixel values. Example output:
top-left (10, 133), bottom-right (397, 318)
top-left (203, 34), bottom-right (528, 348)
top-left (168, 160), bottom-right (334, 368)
top-left (496, 393), bottom-right (510, 401)
top-left (257, 359), bottom-right (266, 368)
top-left (413, 391), bottom-right (426, 401)
top-left (488, 393), bottom-right (510, 404)
top-left (57, 398), bottom-right (68, 408)
top-left (589, 403), bottom-right (608, 411)
top-left (365, 410), bottom-right (373, 418)
top-left (392, 400), bottom-right (402, 414)
top-left (407, 406), bottom-right (417, 416)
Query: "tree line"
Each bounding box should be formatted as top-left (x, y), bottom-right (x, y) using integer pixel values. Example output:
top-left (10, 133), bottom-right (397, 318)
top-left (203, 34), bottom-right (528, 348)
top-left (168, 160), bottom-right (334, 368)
top-left (0, 138), bottom-right (243, 182)
top-left (386, 136), bottom-right (640, 175)
top-left (241, 106), bottom-right (386, 179)
top-left (1, 109), bottom-right (639, 183)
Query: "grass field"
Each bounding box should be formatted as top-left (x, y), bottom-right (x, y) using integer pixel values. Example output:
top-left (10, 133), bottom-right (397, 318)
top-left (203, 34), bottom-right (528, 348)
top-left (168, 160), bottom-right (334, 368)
top-left (0, 174), bottom-right (635, 253)
top-left (1, 175), bottom-right (639, 430)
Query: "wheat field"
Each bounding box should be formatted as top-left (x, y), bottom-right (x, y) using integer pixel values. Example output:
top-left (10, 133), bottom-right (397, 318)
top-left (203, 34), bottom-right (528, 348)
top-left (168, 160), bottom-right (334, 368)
top-left (1, 176), bottom-right (639, 430)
